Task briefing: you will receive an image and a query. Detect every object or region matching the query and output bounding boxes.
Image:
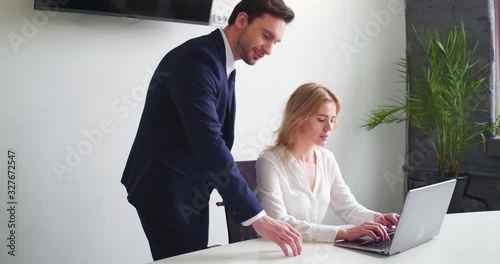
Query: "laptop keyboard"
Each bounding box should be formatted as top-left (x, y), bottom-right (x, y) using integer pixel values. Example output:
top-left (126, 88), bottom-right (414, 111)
top-left (358, 233), bottom-right (394, 250)
top-left (360, 238), bottom-right (392, 250)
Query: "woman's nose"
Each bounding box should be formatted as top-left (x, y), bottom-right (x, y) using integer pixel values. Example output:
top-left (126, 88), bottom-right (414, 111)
top-left (325, 122), bottom-right (332, 131)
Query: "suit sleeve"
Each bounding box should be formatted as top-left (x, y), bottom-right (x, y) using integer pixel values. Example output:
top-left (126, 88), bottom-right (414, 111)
top-left (168, 47), bottom-right (262, 223)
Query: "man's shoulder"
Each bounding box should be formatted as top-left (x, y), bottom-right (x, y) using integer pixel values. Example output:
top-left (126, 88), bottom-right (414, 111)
top-left (158, 30), bottom-right (225, 79)
top-left (166, 31), bottom-right (224, 68)
top-left (178, 30), bottom-right (222, 55)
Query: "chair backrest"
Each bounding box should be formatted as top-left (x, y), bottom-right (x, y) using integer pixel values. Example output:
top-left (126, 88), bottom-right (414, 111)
top-left (224, 160), bottom-right (259, 243)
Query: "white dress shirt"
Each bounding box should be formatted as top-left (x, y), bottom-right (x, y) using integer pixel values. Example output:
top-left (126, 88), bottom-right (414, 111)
top-left (256, 146), bottom-right (377, 242)
top-left (219, 28), bottom-right (235, 78)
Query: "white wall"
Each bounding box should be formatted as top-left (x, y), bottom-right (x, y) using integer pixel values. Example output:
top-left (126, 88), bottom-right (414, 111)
top-left (0, 0), bottom-right (406, 263)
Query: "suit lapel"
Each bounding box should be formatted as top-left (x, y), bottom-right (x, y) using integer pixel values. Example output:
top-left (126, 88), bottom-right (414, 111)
top-left (209, 29), bottom-right (227, 71)
top-left (227, 77), bottom-right (236, 149)
top-left (210, 29), bottom-right (236, 150)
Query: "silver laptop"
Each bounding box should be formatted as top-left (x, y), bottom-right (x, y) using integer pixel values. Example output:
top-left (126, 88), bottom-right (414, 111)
top-left (334, 179), bottom-right (456, 255)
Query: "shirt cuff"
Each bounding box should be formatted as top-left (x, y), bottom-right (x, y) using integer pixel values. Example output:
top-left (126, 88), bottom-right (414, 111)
top-left (310, 224), bottom-right (339, 243)
top-left (364, 210), bottom-right (379, 222)
top-left (241, 210), bottom-right (266, 226)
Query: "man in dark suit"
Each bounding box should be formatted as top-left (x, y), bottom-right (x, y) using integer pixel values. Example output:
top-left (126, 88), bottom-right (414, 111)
top-left (121, 0), bottom-right (302, 260)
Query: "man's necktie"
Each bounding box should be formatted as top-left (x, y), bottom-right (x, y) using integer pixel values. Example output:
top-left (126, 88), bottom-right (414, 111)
top-left (227, 69), bottom-right (236, 110)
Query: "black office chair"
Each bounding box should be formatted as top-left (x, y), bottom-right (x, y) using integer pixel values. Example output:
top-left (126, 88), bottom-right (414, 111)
top-left (223, 160), bottom-right (260, 243)
top-left (463, 176), bottom-right (490, 211)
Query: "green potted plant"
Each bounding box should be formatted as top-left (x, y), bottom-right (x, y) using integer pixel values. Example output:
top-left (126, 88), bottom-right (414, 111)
top-left (362, 24), bottom-right (500, 213)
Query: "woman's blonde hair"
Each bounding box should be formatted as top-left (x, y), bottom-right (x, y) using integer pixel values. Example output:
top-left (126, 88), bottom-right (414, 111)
top-left (269, 83), bottom-right (341, 159)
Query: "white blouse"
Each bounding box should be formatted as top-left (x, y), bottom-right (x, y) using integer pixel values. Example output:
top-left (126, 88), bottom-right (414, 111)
top-left (256, 146), bottom-right (377, 243)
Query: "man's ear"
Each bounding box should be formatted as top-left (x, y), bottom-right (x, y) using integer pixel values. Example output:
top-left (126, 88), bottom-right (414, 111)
top-left (234, 12), bottom-right (248, 29)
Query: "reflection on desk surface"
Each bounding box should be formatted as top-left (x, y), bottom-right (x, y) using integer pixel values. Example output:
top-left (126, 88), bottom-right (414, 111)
top-left (150, 211), bottom-right (500, 264)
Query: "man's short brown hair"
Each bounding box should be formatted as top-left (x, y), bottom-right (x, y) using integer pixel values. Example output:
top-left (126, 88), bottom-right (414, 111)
top-left (227, 0), bottom-right (295, 25)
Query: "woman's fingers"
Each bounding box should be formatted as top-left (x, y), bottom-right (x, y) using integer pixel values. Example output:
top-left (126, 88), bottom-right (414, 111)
top-left (362, 222), bottom-right (389, 240)
top-left (376, 213), bottom-right (400, 227)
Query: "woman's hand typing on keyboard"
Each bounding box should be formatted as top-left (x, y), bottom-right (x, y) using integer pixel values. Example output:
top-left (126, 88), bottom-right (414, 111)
top-left (336, 221), bottom-right (390, 242)
top-left (373, 213), bottom-right (400, 228)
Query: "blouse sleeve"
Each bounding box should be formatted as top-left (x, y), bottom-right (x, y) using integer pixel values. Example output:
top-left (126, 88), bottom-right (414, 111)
top-left (256, 155), bottom-right (339, 243)
top-left (328, 154), bottom-right (378, 224)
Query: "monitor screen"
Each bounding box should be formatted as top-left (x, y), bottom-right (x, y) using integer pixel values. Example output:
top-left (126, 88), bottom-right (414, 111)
top-left (34, 0), bottom-right (214, 25)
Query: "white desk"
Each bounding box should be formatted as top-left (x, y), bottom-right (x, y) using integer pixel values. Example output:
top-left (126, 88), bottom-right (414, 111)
top-left (150, 211), bottom-right (500, 264)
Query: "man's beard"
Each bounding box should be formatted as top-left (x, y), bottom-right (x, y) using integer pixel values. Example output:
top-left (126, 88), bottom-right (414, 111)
top-left (235, 32), bottom-right (255, 65)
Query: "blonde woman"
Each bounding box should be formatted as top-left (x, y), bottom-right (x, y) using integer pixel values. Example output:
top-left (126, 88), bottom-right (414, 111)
top-left (256, 83), bottom-right (399, 243)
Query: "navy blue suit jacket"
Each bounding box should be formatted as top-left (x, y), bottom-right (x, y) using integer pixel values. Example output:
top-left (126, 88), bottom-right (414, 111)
top-left (122, 30), bottom-right (262, 225)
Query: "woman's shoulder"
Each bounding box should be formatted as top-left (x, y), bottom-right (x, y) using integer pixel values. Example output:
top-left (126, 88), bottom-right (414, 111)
top-left (315, 146), bottom-right (336, 161)
top-left (316, 147), bottom-right (341, 178)
top-left (258, 147), bottom-right (284, 162)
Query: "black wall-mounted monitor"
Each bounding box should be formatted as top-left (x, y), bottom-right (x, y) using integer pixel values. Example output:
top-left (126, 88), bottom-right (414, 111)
top-left (34, 0), bottom-right (214, 25)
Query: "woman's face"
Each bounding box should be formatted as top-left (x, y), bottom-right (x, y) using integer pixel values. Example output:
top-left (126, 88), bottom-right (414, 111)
top-left (298, 100), bottom-right (337, 147)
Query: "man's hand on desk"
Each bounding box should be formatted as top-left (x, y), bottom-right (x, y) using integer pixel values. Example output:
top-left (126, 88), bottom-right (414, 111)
top-left (251, 215), bottom-right (302, 257)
